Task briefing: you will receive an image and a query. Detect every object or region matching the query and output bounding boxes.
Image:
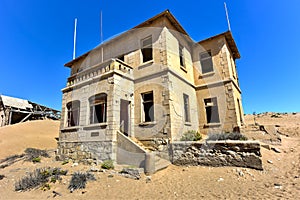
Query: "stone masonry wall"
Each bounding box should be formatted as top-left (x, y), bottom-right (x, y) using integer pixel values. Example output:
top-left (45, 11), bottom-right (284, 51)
top-left (171, 141), bottom-right (262, 170)
top-left (58, 141), bottom-right (113, 163)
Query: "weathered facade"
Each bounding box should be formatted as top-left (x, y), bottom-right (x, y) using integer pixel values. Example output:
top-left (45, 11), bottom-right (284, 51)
top-left (58, 10), bottom-right (244, 167)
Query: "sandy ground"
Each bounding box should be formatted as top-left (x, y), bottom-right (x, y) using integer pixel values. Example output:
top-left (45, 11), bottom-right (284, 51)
top-left (0, 114), bottom-right (299, 199)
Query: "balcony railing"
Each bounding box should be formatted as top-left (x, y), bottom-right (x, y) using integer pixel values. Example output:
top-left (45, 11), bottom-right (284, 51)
top-left (67, 59), bottom-right (133, 87)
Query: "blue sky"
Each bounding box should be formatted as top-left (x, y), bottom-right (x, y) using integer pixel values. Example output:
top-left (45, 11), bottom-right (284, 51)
top-left (0, 0), bottom-right (299, 113)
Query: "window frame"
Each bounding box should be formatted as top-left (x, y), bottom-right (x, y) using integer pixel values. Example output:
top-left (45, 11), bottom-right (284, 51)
top-left (200, 50), bottom-right (214, 74)
top-left (204, 97), bottom-right (220, 124)
top-left (179, 44), bottom-right (185, 68)
top-left (66, 100), bottom-right (80, 127)
top-left (141, 36), bottom-right (153, 63)
top-left (89, 93), bottom-right (107, 124)
top-left (183, 93), bottom-right (190, 122)
top-left (141, 91), bottom-right (154, 123)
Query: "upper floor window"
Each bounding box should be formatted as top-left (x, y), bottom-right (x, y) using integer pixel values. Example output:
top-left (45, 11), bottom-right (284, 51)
top-left (89, 93), bottom-right (107, 124)
top-left (204, 97), bottom-right (220, 124)
top-left (141, 91), bottom-right (154, 122)
top-left (200, 51), bottom-right (213, 74)
top-left (179, 44), bottom-right (185, 67)
top-left (141, 36), bottom-right (153, 63)
top-left (183, 94), bottom-right (190, 122)
top-left (66, 100), bottom-right (80, 127)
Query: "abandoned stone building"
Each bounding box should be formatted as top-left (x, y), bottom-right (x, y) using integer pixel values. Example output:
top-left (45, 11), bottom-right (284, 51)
top-left (0, 95), bottom-right (60, 127)
top-left (58, 10), bottom-right (244, 169)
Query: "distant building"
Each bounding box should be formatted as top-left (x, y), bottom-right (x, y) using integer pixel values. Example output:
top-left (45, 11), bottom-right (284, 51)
top-left (0, 95), bottom-right (60, 126)
top-left (58, 10), bottom-right (244, 168)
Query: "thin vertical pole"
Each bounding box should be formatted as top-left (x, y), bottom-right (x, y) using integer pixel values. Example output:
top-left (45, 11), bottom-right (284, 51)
top-left (100, 11), bottom-right (104, 62)
top-left (224, 2), bottom-right (231, 31)
top-left (73, 18), bottom-right (77, 60)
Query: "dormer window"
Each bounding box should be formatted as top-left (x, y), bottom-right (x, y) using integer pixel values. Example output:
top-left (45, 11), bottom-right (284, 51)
top-left (141, 36), bottom-right (153, 63)
top-left (179, 44), bottom-right (185, 68)
top-left (200, 50), bottom-right (213, 74)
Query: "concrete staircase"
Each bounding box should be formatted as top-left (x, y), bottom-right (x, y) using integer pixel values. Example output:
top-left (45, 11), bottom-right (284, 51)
top-left (117, 132), bottom-right (171, 174)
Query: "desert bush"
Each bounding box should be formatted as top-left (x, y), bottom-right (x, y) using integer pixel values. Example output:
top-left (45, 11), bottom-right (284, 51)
top-left (68, 172), bottom-right (96, 191)
top-left (206, 133), bottom-right (248, 141)
top-left (24, 148), bottom-right (50, 162)
top-left (180, 130), bottom-right (202, 141)
top-left (15, 167), bottom-right (68, 191)
top-left (101, 160), bottom-right (114, 169)
top-left (32, 157), bottom-right (41, 163)
top-left (0, 175), bottom-right (5, 180)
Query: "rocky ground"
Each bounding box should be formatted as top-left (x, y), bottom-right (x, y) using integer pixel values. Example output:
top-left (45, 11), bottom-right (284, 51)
top-left (0, 113), bottom-right (299, 199)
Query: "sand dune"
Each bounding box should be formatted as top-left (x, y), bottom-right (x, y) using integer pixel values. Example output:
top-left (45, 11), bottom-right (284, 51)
top-left (0, 114), bottom-right (299, 199)
top-left (0, 120), bottom-right (59, 159)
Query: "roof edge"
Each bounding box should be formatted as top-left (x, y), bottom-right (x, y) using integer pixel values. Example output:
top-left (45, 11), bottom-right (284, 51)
top-left (64, 10), bottom-right (190, 67)
top-left (198, 31), bottom-right (241, 59)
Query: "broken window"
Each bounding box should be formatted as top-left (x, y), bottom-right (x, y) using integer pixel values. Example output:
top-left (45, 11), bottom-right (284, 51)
top-left (89, 93), bottom-right (107, 124)
top-left (66, 100), bottom-right (80, 127)
top-left (141, 36), bottom-right (153, 63)
top-left (204, 97), bottom-right (220, 123)
top-left (183, 94), bottom-right (190, 122)
top-left (141, 91), bottom-right (154, 122)
top-left (200, 50), bottom-right (213, 74)
top-left (179, 44), bottom-right (185, 67)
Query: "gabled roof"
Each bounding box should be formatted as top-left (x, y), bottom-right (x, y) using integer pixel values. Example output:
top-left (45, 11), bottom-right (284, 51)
top-left (65, 10), bottom-right (189, 68)
top-left (65, 10), bottom-right (241, 67)
top-left (198, 31), bottom-right (241, 59)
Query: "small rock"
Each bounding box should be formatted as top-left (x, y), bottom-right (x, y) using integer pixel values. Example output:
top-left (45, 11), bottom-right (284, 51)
top-left (274, 183), bottom-right (282, 189)
top-left (271, 147), bottom-right (281, 153)
top-left (108, 174), bottom-right (114, 178)
top-left (294, 175), bottom-right (299, 179)
top-left (146, 176), bottom-right (152, 183)
top-left (90, 166), bottom-right (100, 172)
top-left (267, 160), bottom-right (273, 164)
top-left (119, 168), bottom-right (141, 180)
top-left (71, 163), bottom-right (78, 167)
top-left (217, 178), bottom-right (224, 182)
top-left (238, 170), bottom-right (244, 177)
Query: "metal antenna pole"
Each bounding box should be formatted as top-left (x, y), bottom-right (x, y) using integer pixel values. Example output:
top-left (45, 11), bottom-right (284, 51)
top-left (73, 18), bottom-right (77, 60)
top-left (224, 2), bottom-right (231, 31)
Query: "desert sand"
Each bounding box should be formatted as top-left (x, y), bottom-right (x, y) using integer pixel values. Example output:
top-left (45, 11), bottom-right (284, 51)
top-left (0, 113), bottom-right (299, 199)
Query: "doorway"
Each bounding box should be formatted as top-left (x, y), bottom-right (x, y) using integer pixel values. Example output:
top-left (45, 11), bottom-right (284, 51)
top-left (120, 99), bottom-right (131, 136)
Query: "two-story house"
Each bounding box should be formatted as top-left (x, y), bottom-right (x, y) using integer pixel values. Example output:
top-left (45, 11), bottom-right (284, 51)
top-left (57, 10), bottom-right (244, 168)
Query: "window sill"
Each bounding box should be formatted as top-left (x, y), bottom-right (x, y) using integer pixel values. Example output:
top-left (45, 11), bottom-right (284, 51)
top-left (83, 123), bottom-right (108, 130)
top-left (61, 126), bottom-right (80, 132)
top-left (199, 71), bottom-right (215, 78)
top-left (180, 66), bottom-right (187, 73)
top-left (138, 60), bottom-right (154, 69)
top-left (139, 121), bottom-right (157, 126)
top-left (184, 122), bottom-right (192, 126)
top-left (204, 123), bottom-right (221, 128)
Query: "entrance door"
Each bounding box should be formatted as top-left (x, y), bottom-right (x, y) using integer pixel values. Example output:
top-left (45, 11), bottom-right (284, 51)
top-left (120, 99), bottom-right (130, 136)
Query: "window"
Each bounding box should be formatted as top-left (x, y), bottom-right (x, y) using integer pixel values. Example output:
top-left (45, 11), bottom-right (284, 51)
top-left (66, 101), bottom-right (80, 127)
top-left (204, 97), bottom-right (220, 123)
top-left (141, 91), bottom-right (154, 122)
top-left (183, 94), bottom-right (190, 122)
top-left (179, 44), bottom-right (185, 67)
top-left (200, 51), bottom-right (213, 74)
top-left (89, 93), bottom-right (107, 124)
top-left (141, 36), bottom-right (153, 63)
top-left (230, 56), bottom-right (236, 78)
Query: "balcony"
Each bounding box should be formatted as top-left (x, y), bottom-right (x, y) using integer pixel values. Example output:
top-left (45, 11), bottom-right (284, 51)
top-left (66, 59), bottom-right (133, 88)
